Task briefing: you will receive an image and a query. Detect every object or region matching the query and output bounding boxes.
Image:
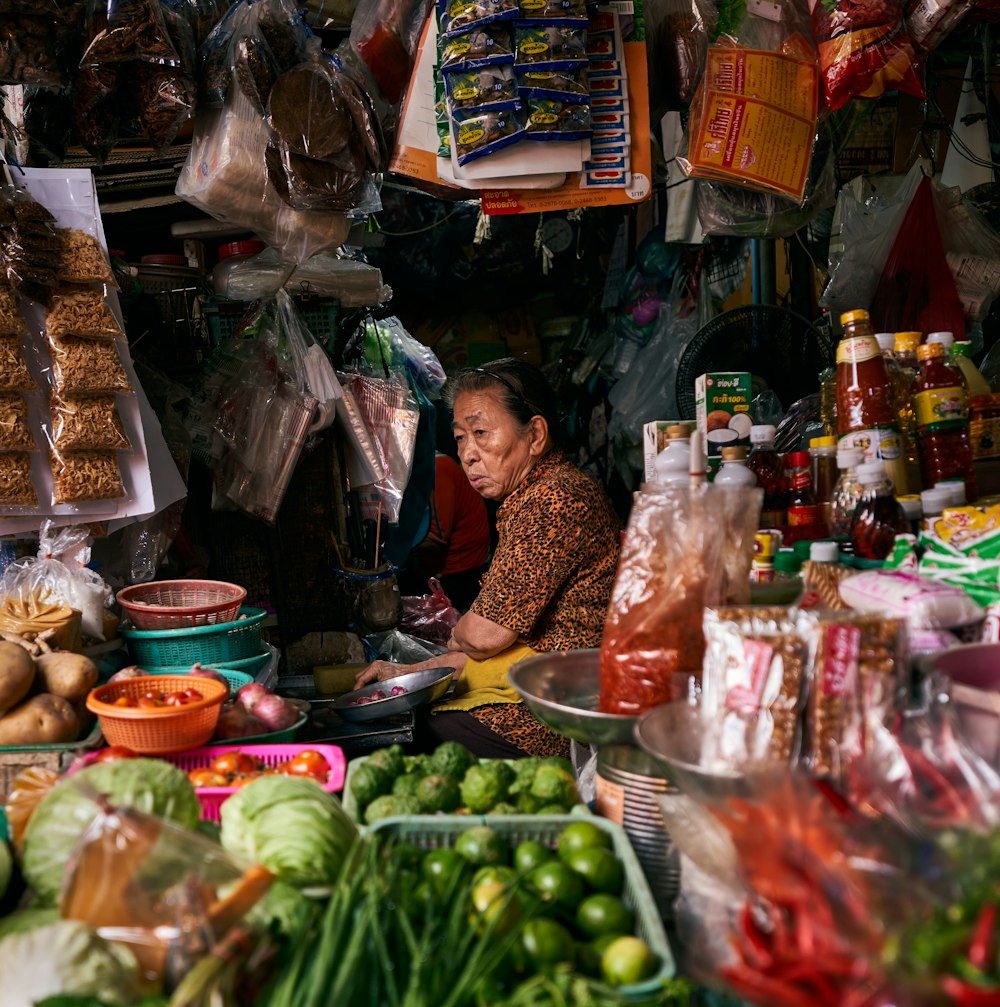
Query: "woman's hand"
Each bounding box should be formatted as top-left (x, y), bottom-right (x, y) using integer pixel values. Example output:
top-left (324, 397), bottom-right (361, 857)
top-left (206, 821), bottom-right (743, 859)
top-left (353, 661), bottom-right (420, 690)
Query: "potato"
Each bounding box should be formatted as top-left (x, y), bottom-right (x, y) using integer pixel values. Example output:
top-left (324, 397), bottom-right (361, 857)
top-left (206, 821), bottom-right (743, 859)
top-left (0, 694), bottom-right (79, 746)
top-left (0, 641), bottom-right (35, 714)
top-left (32, 651), bottom-right (98, 702)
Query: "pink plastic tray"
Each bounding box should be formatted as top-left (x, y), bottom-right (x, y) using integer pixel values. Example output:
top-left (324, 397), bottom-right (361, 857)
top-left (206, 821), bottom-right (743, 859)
top-left (162, 743), bottom-right (346, 822)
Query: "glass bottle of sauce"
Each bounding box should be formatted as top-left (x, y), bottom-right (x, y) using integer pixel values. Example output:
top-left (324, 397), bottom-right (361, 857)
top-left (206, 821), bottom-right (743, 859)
top-left (747, 424), bottom-right (786, 526)
top-left (785, 451), bottom-right (821, 528)
top-left (809, 435), bottom-right (838, 525)
top-left (951, 341), bottom-right (991, 397)
top-left (970, 393), bottom-right (1000, 497)
top-left (835, 309), bottom-right (907, 492)
top-left (830, 448), bottom-right (864, 538)
top-left (850, 461), bottom-right (908, 561)
top-left (913, 342), bottom-right (977, 500)
top-left (893, 330), bottom-right (922, 494)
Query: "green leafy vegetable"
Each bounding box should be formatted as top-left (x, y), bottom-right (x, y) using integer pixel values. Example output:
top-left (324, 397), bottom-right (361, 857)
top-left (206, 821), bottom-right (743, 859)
top-left (220, 775), bottom-right (357, 889)
top-left (22, 759), bottom-right (200, 905)
top-left (0, 906), bottom-right (59, 939)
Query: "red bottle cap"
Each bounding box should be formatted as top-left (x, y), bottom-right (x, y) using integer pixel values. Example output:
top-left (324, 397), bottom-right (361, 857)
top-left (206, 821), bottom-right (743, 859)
top-left (218, 240), bottom-right (266, 260)
top-left (785, 451), bottom-right (811, 467)
top-left (141, 254), bottom-right (188, 266)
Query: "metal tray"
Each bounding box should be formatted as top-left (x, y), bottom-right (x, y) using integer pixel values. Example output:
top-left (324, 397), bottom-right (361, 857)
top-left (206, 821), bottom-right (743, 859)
top-left (331, 667), bottom-right (453, 723)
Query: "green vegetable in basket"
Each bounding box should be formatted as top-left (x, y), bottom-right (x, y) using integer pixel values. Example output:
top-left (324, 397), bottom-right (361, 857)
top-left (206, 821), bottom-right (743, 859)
top-left (22, 759), bottom-right (200, 905)
top-left (350, 762), bottom-right (392, 809)
top-left (430, 740), bottom-right (477, 780)
top-left (416, 774), bottom-right (462, 813)
top-left (0, 907), bottom-right (59, 939)
top-left (366, 744), bottom-right (406, 778)
top-left (392, 772), bottom-right (423, 799)
top-left (221, 775), bottom-right (357, 889)
top-left (0, 920), bottom-right (143, 1006)
top-left (530, 765), bottom-right (578, 809)
top-left (364, 794), bottom-right (422, 825)
top-left (461, 763), bottom-right (513, 814)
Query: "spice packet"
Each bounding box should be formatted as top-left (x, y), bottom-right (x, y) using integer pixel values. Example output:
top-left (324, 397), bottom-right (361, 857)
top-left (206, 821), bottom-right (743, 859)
top-left (451, 107), bottom-right (526, 165)
top-left (514, 24), bottom-right (587, 67)
top-left (524, 98), bottom-right (591, 140)
top-left (440, 24), bottom-right (515, 70)
top-left (445, 64), bottom-right (520, 112)
top-left (49, 449), bottom-right (126, 504)
top-left (50, 394), bottom-right (130, 452)
top-left (0, 394), bottom-right (37, 452)
top-left (515, 64), bottom-right (589, 100)
top-left (441, 0), bottom-right (520, 38)
top-left (701, 606), bottom-right (814, 771)
top-left (49, 336), bottom-right (133, 396)
top-left (518, 0), bottom-right (589, 25)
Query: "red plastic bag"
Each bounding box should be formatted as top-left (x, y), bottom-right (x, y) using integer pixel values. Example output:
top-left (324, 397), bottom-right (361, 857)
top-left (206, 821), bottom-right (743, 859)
top-left (400, 577), bottom-right (459, 646)
top-left (812, 0), bottom-right (924, 110)
top-left (869, 173), bottom-right (965, 338)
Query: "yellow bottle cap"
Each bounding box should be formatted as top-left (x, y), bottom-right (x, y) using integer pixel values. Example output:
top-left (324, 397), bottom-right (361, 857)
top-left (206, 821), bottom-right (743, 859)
top-left (894, 331), bottom-right (921, 352)
top-left (840, 309), bottom-right (870, 325)
top-left (809, 435), bottom-right (837, 448)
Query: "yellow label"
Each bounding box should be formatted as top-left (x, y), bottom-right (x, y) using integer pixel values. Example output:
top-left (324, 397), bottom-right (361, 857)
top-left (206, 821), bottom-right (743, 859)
top-left (521, 0), bottom-right (546, 8)
top-left (520, 41), bottom-right (549, 55)
top-left (457, 126), bottom-right (486, 146)
top-left (915, 386), bottom-right (967, 428)
top-left (529, 110), bottom-right (559, 125)
top-left (525, 71), bottom-right (554, 81)
top-left (453, 85), bottom-right (478, 100)
top-left (448, 0), bottom-right (475, 15)
top-left (836, 336), bottom-right (880, 364)
top-left (690, 48), bottom-right (818, 200)
top-left (446, 41), bottom-right (471, 56)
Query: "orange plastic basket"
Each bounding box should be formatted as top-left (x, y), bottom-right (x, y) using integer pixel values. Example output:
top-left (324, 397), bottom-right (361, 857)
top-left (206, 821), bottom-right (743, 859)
top-left (117, 580), bottom-right (248, 630)
top-left (86, 676), bottom-right (228, 755)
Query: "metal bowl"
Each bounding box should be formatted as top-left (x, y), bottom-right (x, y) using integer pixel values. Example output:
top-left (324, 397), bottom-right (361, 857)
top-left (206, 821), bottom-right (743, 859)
top-left (332, 667), bottom-right (454, 723)
top-left (634, 702), bottom-right (754, 801)
top-left (507, 649), bottom-right (638, 746)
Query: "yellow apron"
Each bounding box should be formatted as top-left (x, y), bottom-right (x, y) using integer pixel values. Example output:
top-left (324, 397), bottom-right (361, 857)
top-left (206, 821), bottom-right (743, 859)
top-left (431, 644), bottom-right (538, 713)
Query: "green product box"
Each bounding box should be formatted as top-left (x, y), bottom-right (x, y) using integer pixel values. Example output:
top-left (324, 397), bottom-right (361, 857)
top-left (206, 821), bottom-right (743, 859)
top-left (695, 371), bottom-right (753, 456)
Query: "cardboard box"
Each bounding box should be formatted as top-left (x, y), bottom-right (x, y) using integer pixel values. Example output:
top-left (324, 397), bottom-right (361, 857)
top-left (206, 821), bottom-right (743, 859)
top-left (695, 372), bottom-right (752, 456)
top-left (642, 420), bottom-right (692, 482)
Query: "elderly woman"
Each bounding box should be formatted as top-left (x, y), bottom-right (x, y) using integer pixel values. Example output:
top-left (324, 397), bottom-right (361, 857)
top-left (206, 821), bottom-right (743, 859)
top-left (355, 358), bottom-right (621, 758)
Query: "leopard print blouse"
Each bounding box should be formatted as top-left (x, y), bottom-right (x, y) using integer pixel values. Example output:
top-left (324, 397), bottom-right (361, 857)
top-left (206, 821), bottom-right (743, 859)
top-left (470, 450), bottom-right (621, 651)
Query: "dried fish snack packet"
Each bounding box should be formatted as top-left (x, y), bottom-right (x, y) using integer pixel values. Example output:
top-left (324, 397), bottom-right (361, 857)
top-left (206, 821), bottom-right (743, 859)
top-left (445, 64), bottom-right (519, 112)
top-left (49, 448), bottom-right (126, 504)
top-left (515, 63), bottom-right (589, 100)
top-left (518, 0), bottom-right (588, 25)
top-left (451, 107), bottom-right (526, 165)
top-left (524, 98), bottom-right (591, 139)
top-left (0, 285), bottom-right (25, 336)
top-left (0, 394), bottom-right (36, 452)
top-left (49, 336), bottom-right (132, 396)
top-left (46, 288), bottom-right (125, 340)
top-left (441, 0), bottom-right (520, 38)
top-left (50, 394), bottom-right (129, 452)
top-left (0, 452), bottom-right (38, 506)
top-left (439, 24), bottom-right (515, 70)
top-left (56, 228), bottom-right (116, 286)
top-left (0, 337), bottom-right (37, 392)
top-left (514, 25), bottom-right (587, 67)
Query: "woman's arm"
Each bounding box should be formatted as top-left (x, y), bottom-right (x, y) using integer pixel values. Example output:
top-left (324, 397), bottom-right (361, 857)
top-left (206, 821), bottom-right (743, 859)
top-left (354, 650), bottom-right (467, 689)
top-left (449, 610), bottom-right (517, 661)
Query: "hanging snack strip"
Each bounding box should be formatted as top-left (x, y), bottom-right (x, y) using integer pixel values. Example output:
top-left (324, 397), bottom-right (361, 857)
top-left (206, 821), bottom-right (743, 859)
top-left (580, 8), bottom-right (628, 186)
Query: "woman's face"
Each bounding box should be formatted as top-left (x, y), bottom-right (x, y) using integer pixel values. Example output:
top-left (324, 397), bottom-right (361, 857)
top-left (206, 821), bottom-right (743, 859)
top-left (452, 388), bottom-right (547, 500)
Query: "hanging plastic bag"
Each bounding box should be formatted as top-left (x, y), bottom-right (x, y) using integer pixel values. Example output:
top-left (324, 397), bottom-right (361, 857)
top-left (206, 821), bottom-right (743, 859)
top-left (400, 577), bottom-right (460, 646)
top-left (346, 0), bottom-right (429, 104)
top-left (357, 316), bottom-right (447, 398)
top-left (646, 0), bottom-right (714, 117)
top-left (0, 522), bottom-right (112, 642)
top-left (677, 1), bottom-right (822, 205)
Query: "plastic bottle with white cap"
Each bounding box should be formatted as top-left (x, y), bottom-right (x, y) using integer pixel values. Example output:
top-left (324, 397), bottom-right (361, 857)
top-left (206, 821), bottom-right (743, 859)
top-left (653, 425), bottom-right (692, 486)
top-left (809, 540), bottom-right (840, 563)
top-left (714, 446), bottom-right (758, 487)
top-left (927, 331), bottom-right (956, 352)
top-left (850, 461), bottom-right (907, 560)
top-left (920, 486), bottom-right (951, 530)
top-left (935, 479), bottom-right (967, 507)
top-left (830, 448), bottom-right (864, 537)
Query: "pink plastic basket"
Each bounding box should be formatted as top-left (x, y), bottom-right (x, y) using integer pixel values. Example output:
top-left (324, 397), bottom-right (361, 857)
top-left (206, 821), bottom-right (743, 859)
top-left (161, 743), bottom-right (347, 822)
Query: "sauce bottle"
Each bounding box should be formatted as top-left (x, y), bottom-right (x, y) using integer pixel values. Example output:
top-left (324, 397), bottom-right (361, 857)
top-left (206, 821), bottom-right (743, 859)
top-left (951, 341), bottom-right (991, 397)
top-left (850, 461), bottom-right (908, 561)
top-left (893, 330), bottom-right (922, 494)
top-left (809, 435), bottom-right (838, 525)
top-left (835, 309), bottom-right (907, 491)
top-left (830, 448), bottom-right (864, 538)
top-left (747, 424), bottom-right (786, 526)
top-left (714, 446), bottom-right (757, 486)
top-left (913, 342), bottom-right (977, 499)
top-left (784, 451), bottom-right (821, 528)
top-left (653, 425), bottom-right (692, 486)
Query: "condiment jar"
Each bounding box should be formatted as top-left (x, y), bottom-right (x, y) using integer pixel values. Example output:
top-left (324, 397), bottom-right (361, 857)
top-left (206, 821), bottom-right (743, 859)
top-left (211, 240), bottom-right (267, 299)
top-left (850, 461), bottom-right (907, 561)
top-left (785, 450), bottom-right (820, 527)
top-left (653, 425), bottom-right (692, 486)
top-left (713, 446), bottom-right (757, 486)
top-left (830, 448), bottom-right (864, 538)
top-left (809, 435), bottom-right (838, 524)
top-left (748, 424), bottom-right (785, 526)
top-left (920, 486), bottom-right (950, 530)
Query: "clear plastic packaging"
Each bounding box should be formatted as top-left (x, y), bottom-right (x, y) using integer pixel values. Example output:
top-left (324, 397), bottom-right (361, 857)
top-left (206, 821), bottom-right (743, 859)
top-left (838, 569), bottom-right (984, 630)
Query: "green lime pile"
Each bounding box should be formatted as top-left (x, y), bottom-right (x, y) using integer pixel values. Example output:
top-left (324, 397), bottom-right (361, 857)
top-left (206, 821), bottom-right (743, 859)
top-left (411, 821), bottom-right (661, 991)
top-left (349, 741), bottom-right (581, 824)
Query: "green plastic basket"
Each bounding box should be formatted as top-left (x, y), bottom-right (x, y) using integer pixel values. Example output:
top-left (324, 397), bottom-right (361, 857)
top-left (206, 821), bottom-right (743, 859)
top-left (202, 712), bottom-right (307, 746)
top-left (139, 651), bottom-right (270, 680)
top-left (120, 608), bottom-right (266, 667)
top-left (141, 668), bottom-right (253, 697)
top-left (368, 815), bottom-right (675, 1001)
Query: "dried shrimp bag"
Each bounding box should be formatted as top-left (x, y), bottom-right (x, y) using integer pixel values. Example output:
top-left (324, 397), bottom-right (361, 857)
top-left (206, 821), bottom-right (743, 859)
top-left (50, 395), bottom-right (130, 452)
top-left (48, 336), bottom-right (133, 396)
top-left (0, 186), bottom-right (62, 304)
top-left (0, 337), bottom-right (36, 392)
top-left (46, 287), bottom-right (125, 340)
top-left (0, 394), bottom-right (38, 452)
top-left (49, 448), bottom-right (126, 504)
top-left (56, 229), bottom-right (116, 286)
top-left (0, 453), bottom-right (37, 506)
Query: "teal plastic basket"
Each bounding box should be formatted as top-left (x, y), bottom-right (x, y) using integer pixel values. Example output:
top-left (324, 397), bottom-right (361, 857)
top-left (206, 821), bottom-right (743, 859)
top-left (138, 651), bottom-right (270, 680)
top-left (120, 608), bottom-right (266, 667)
top-left (141, 668), bottom-right (253, 696)
top-left (368, 815), bottom-right (675, 1001)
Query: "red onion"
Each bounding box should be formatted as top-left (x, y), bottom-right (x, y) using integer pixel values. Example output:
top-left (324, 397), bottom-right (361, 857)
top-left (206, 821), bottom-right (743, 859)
top-left (251, 693), bottom-right (300, 731)
top-left (108, 666), bottom-right (144, 683)
top-left (236, 682), bottom-right (269, 714)
top-left (214, 703), bottom-right (267, 740)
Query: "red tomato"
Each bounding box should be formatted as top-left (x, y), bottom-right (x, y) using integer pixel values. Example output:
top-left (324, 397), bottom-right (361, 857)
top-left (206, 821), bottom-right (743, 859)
top-left (188, 768), bottom-right (229, 787)
top-left (137, 696), bottom-right (162, 709)
top-left (182, 688), bottom-right (204, 701)
top-left (94, 745), bottom-right (138, 762)
top-left (284, 749), bottom-right (330, 782)
top-left (211, 752), bottom-right (261, 777)
top-left (112, 696), bottom-right (134, 708)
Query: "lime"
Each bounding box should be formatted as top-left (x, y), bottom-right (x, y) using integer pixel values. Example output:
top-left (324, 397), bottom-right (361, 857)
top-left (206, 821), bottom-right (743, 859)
top-left (527, 860), bottom-right (585, 911)
top-left (563, 846), bottom-right (624, 895)
top-left (421, 847), bottom-right (468, 896)
top-left (520, 918), bottom-right (576, 968)
top-left (575, 894), bottom-right (634, 938)
top-left (455, 826), bottom-right (508, 866)
top-left (600, 935), bottom-right (659, 986)
top-left (471, 879), bottom-right (521, 932)
top-left (514, 839), bottom-right (552, 874)
top-left (473, 864), bottom-right (516, 888)
top-left (556, 821), bottom-right (612, 862)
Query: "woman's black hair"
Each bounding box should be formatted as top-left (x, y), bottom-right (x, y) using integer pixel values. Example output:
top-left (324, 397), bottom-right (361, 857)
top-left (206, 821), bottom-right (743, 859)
top-left (445, 358), bottom-right (566, 448)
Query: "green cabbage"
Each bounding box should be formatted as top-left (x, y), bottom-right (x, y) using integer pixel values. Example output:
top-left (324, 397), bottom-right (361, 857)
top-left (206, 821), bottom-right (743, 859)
top-left (22, 759), bottom-right (200, 905)
top-left (220, 776), bottom-right (357, 889)
top-left (0, 920), bottom-right (142, 1006)
top-left (0, 906), bottom-right (59, 939)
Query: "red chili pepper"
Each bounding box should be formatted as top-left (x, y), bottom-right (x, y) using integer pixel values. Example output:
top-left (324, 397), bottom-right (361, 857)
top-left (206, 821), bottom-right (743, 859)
top-left (721, 963), bottom-right (822, 1007)
top-left (942, 975), bottom-right (1000, 1007)
top-left (737, 903), bottom-right (774, 971)
top-left (969, 903), bottom-right (998, 973)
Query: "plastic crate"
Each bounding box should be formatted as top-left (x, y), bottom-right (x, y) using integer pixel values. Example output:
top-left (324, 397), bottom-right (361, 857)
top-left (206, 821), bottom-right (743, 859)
top-left (140, 651), bottom-right (271, 680)
top-left (201, 712), bottom-right (307, 747)
top-left (117, 579), bottom-right (246, 630)
top-left (0, 721), bottom-right (103, 801)
top-left (141, 668), bottom-right (253, 697)
top-left (368, 815), bottom-right (675, 1001)
top-left (120, 608), bottom-right (266, 667)
top-left (206, 297), bottom-right (339, 347)
top-left (161, 742), bottom-right (346, 821)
